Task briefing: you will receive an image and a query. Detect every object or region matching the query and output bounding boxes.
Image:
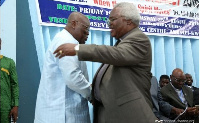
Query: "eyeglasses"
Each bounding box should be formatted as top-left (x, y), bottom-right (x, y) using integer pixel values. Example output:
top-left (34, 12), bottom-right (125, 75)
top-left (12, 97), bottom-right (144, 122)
top-left (106, 16), bottom-right (124, 26)
top-left (76, 21), bottom-right (90, 32)
top-left (171, 75), bottom-right (187, 83)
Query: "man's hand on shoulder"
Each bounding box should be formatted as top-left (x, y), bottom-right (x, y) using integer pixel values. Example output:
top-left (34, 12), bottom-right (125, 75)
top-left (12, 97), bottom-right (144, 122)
top-left (54, 43), bottom-right (77, 58)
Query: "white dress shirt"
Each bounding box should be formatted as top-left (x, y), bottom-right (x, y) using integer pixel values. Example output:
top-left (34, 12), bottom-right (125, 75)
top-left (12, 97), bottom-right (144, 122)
top-left (34, 29), bottom-right (91, 123)
top-left (170, 83), bottom-right (187, 105)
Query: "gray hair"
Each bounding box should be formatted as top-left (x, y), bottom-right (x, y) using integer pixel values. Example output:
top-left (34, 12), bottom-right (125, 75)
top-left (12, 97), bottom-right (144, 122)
top-left (114, 2), bottom-right (140, 26)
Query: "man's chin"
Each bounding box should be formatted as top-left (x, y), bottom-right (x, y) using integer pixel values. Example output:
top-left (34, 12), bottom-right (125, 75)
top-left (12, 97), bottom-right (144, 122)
top-left (111, 33), bottom-right (116, 38)
top-left (111, 30), bottom-right (115, 36)
top-left (179, 85), bottom-right (184, 88)
top-left (80, 41), bottom-right (86, 44)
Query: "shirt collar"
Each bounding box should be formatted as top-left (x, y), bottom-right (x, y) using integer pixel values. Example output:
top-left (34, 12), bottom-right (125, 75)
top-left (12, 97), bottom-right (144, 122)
top-left (170, 82), bottom-right (182, 91)
top-left (120, 28), bottom-right (136, 40)
top-left (63, 29), bottom-right (79, 44)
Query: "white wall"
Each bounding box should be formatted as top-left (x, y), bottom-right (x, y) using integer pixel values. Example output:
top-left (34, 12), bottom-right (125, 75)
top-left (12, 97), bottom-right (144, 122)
top-left (0, 0), bottom-right (16, 62)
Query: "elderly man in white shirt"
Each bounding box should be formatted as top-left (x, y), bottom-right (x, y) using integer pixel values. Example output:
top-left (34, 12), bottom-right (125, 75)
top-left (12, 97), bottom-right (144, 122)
top-left (34, 12), bottom-right (91, 123)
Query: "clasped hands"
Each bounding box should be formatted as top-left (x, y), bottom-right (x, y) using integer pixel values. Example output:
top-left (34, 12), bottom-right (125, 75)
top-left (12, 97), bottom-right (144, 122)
top-left (54, 43), bottom-right (77, 58)
top-left (186, 106), bottom-right (199, 116)
top-left (172, 106), bottom-right (199, 118)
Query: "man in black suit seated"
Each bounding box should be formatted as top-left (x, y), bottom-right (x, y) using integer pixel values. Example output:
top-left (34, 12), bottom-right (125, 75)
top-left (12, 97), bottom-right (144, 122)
top-left (151, 76), bottom-right (186, 123)
top-left (185, 73), bottom-right (199, 105)
top-left (160, 68), bottom-right (198, 121)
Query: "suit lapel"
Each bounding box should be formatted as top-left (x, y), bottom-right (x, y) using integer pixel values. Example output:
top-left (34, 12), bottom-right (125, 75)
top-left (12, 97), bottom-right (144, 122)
top-left (168, 84), bottom-right (184, 104)
top-left (93, 39), bottom-right (121, 84)
top-left (114, 40), bottom-right (121, 46)
top-left (182, 86), bottom-right (193, 106)
top-left (93, 39), bottom-right (122, 86)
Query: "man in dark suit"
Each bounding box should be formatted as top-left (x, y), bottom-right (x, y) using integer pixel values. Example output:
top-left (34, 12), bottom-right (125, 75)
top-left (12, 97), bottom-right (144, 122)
top-left (160, 68), bottom-right (198, 121)
top-left (54, 2), bottom-right (157, 123)
top-left (151, 76), bottom-right (187, 123)
top-left (185, 73), bottom-right (199, 105)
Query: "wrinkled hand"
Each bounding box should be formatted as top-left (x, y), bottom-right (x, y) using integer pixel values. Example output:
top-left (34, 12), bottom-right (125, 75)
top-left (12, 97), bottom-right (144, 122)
top-left (186, 107), bottom-right (198, 116)
top-left (171, 107), bottom-right (184, 115)
top-left (9, 106), bottom-right (18, 122)
top-left (54, 43), bottom-right (77, 58)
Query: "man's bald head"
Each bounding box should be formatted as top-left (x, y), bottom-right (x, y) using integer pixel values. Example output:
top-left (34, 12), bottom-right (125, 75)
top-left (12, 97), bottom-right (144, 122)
top-left (65, 12), bottom-right (90, 44)
top-left (68, 12), bottom-right (89, 24)
top-left (170, 68), bottom-right (186, 89)
top-left (172, 68), bottom-right (184, 77)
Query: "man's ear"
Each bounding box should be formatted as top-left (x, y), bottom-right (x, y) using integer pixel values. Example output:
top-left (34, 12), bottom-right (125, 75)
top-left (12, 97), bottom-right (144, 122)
top-left (126, 20), bottom-right (132, 25)
top-left (71, 20), bottom-right (77, 29)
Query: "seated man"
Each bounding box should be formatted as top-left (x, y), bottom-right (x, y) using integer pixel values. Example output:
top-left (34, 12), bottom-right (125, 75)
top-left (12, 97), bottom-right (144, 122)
top-left (151, 76), bottom-right (184, 122)
top-left (159, 75), bottom-right (170, 88)
top-left (185, 73), bottom-right (199, 105)
top-left (160, 68), bottom-right (198, 121)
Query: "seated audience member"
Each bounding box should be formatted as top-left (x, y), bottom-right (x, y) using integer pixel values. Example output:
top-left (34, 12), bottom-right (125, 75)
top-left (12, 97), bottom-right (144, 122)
top-left (159, 75), bottom-right (170, 88)
top-left (151, 76), bottom-right (185, 123)
top-left (160, 68), bottom-right (198, 121)
top-left (185, 73), bottom-right (199, 105)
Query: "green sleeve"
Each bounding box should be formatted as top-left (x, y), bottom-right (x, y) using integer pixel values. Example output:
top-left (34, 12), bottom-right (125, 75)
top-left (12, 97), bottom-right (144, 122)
top-left (10, 59), bottom-right (19, 107)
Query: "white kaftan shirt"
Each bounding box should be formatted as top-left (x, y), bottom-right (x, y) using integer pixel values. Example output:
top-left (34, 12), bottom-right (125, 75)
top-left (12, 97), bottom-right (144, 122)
top-left (34, 29), bottom-right (91, 123)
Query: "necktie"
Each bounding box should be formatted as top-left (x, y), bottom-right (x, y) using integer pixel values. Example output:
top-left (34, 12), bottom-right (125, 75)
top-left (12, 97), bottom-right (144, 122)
top-left (114, 39), bottom-right (121, 46)
top-left (94, 64), bottom-right (109, 102)
top-left (94, 40), bottom-right (121, 102)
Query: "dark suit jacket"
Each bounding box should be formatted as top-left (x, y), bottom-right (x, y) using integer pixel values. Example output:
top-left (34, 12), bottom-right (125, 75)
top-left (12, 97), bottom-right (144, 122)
top-left (78, 28), bottom-right (157, 123)
top-left (160, 84), bottom-right (194, 119)
top-left (192, 86), bottom-right (199, 105)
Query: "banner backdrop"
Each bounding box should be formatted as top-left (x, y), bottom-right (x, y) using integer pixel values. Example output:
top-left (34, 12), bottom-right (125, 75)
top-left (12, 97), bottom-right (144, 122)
top-left (36, 0), bottom-right (199, 38)
top-left (0, 0), bottom-right (6, 6)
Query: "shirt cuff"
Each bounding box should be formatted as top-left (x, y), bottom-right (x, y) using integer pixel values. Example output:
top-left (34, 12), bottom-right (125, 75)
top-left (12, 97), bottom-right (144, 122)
top-left (74, 44), bottom-right (79, 55)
